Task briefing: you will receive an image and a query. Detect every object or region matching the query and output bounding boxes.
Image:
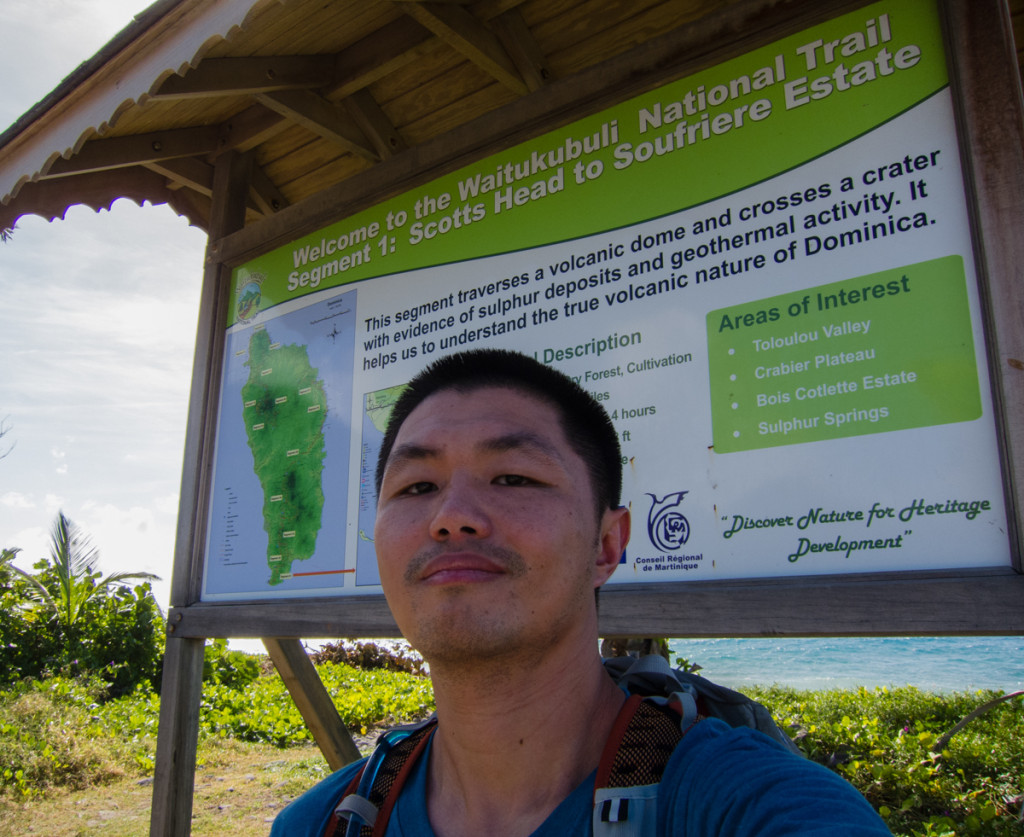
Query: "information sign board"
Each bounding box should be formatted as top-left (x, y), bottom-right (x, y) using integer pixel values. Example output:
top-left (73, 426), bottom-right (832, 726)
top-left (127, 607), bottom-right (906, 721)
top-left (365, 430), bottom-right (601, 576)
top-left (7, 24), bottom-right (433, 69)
top-left (201, 0), bottom-right (1012, 601)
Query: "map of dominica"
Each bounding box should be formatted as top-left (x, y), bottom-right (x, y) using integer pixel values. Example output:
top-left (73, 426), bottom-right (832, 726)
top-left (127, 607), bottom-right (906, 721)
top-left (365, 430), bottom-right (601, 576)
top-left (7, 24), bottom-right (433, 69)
top-left (241, 328), bottom-right (328, 584)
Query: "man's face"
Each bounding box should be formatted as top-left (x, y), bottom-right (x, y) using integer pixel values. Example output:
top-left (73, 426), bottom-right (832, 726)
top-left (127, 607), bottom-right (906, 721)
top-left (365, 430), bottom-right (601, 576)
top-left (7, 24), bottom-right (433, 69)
top-left (374, 386), bottom-right (628, 664)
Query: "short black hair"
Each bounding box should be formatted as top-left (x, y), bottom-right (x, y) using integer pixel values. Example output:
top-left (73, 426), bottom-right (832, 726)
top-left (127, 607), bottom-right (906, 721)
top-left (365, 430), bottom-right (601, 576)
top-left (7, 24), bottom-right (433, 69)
top-left (375, 349), bottom-right (622, 516)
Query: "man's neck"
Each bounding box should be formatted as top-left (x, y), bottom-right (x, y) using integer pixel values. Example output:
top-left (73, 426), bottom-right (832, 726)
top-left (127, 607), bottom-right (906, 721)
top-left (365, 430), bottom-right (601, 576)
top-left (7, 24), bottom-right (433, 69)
top-left (423, 641), bottom-right (625, 837)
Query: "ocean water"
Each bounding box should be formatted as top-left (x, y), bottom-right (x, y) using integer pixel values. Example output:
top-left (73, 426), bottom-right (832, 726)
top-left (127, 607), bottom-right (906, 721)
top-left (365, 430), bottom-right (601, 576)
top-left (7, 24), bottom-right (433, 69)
top-left (667, 636), bottom-right (1024, 693)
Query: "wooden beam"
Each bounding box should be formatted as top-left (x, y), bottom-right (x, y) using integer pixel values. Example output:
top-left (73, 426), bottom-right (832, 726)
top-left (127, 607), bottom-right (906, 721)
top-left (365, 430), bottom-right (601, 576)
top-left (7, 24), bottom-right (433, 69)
top-left (208, 149), bottom-right (254, 240)
top-left (263, 638), bottom-right (362, 771)
top-left (471, 0), bottom-right (530, 19)
top-left (328, 16), bottom-right (438, 100)
top-left (400, 2), bottom-right (528, 95)
top-left (144, 156), bottom-right (284, 218)
top-left (153, 55), bottom-right (338, 99)
top-left (249, 163), bottom-right (289, 215)
top-left (166, 571), bottom-right (1024, 638)
top-left (145, 157), bottom-right (215, 195)
top-left (596, 572), bottom-right (1024, 637)
top-left (343, 89), bottom-right (407, 159)
top-left (149, 637), bottom-right (205, 837)
top-left (254, 90), bottom-right (378, 160)
top-left (170, 595), bottom-right (400, 638)
top-left (165, 187), bottom-right (212, 231)
top-left (220, 103), bottom-right (292, 152)
top-left (42, 126), bottom-right (225, 178)
top-left (491, 6), bottom-right (549, 91)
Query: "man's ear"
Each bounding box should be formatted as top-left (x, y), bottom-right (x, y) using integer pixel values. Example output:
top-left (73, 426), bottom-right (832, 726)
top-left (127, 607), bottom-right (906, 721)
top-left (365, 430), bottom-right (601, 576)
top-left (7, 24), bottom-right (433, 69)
top-left (594, 506), bottom-right (630, 587)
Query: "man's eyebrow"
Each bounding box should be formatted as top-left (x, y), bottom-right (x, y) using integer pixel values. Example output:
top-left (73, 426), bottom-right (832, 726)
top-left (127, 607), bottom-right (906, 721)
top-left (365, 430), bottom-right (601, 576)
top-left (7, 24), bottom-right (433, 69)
top-left (477, 431), bottom-right (564, 461)
top-left (384, 431), bottom-right (564, 474)
top-left (384, 443), bottom-right (440, 472)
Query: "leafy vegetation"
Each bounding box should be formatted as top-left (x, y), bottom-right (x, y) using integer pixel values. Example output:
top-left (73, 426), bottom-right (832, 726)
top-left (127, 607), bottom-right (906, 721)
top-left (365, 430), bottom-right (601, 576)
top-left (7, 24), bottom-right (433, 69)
top-left (0, 659), bottom-right (435, 800)
top-left (0, 589), bottom-right (1019, 837)
top-left (0, 657), bottom-right (1021, 835)
top-left (202, 638), bottom-right (262, 689)
top-left (749, 685), bottom-right (1024, 836)
top-left (1, 513), bottom-right (164, 695)
top-left (0, 676), bottom-right (138, 798)
top-left (310, 639), bottom-right (427, 675)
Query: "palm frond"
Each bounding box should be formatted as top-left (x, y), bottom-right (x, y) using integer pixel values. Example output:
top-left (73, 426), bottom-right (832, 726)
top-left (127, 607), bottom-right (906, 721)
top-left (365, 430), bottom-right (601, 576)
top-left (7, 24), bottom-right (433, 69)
top-left (100, 570), bottom-right (160, 588)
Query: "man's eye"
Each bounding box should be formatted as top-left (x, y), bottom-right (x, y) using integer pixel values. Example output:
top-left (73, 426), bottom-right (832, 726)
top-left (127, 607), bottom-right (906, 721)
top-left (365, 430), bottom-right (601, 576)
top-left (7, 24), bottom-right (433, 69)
top-left (493, 474), bottom-right (534, 487)
top-left (401, 481), bottom-right (436, 496)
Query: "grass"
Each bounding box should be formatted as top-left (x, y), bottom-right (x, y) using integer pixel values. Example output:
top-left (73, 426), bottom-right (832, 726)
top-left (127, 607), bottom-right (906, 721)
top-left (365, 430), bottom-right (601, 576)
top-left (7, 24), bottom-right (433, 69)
top-left (0, 739), bottom-right (330, 837)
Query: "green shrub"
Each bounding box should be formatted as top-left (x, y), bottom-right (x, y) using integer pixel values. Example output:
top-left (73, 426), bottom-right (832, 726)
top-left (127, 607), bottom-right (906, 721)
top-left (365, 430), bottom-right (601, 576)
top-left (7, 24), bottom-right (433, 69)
top-left (199, 662), bottom-right (435, 745)
top-left (1, 530), bottom-right (165, 696)
top-left (203, 638), bottom-right (261, 689)
top-left (71, 582), bottom-right (165, 696)
top-left (0, 580), bottom-right (164, 696)
top-left (749, 685), bottom-right (1024, 836)
top-left (311, 640), bottom-right (427, 675)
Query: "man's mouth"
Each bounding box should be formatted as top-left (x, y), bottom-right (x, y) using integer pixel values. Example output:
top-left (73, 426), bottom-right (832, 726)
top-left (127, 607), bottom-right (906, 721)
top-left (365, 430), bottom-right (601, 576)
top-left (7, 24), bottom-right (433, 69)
top-left (417, 552), bottom-right (507, 585)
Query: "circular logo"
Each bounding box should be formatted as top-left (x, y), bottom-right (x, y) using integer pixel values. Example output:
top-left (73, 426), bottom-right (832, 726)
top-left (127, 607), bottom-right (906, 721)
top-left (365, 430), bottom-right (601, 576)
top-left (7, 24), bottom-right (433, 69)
top-left (647, 491), bottom-right (691, 551)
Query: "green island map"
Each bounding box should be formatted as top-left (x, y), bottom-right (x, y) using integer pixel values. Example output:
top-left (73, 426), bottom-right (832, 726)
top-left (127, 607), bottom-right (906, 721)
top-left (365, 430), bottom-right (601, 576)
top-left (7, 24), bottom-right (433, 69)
top-left (241, 328), bottom-right (328, 584)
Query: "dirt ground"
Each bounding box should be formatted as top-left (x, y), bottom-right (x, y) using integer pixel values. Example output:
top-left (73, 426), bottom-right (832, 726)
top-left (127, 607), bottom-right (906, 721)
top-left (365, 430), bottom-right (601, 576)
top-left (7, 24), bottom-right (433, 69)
top-left (0, 736), bottom-right (373, 837)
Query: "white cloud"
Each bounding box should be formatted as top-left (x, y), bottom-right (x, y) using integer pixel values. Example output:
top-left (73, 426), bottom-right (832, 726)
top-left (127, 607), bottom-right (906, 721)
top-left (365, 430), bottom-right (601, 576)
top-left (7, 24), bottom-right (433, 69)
top-left (51, 448), bottom-right (67, 473)
top-left (4, 524), bottom-right (49, 570)
top-left (0, 492), bottom-right (35, 509)
top-left (154, 494), bottom-right (181, 516)
top-left (42, 494), bottom-right (65, 516)
top-left (76, 499), bottom-right (177, 605)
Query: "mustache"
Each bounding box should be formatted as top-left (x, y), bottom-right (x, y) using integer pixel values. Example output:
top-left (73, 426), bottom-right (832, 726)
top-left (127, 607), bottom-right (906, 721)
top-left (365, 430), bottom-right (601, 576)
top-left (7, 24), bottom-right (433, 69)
top-left (404, 543), bottom-right (527, 583)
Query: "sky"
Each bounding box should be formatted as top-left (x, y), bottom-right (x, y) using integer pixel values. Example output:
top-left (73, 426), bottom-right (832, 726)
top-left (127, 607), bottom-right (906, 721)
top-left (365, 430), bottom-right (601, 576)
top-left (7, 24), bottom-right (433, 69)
top-left (1, 0), bottom-right (208, 609)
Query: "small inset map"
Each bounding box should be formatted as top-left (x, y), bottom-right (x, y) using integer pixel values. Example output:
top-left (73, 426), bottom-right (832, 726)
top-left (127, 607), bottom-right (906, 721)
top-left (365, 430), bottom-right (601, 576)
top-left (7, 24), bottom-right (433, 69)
top-left (202, 289), bottom-right (357, 600)
top-left (356, 384), bottom-right (407, 586)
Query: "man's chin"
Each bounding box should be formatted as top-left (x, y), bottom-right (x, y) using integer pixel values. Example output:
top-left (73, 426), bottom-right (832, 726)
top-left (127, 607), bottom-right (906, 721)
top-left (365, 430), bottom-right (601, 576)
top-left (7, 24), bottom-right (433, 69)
top-left (404, 611), bottom-right (524, 667)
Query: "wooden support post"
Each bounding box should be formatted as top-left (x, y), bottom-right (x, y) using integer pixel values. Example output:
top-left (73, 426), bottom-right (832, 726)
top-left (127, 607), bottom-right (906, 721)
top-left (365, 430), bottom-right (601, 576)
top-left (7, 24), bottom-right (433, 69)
top-left (151, 149), bottom-right (255, 837)
top-left (149, 637), bottom-right (205, 837)
top-left (263, 637), bottom-right (362, 770)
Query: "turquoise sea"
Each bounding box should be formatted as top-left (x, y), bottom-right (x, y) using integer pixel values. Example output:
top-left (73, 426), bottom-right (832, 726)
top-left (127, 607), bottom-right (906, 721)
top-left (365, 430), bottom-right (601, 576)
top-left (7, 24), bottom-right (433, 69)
top-left (667, 637), bottom-right (1024, 694)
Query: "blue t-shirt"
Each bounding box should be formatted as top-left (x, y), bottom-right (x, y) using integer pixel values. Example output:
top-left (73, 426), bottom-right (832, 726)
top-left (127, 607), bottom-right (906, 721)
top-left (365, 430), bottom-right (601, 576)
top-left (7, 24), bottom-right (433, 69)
top-left (271, 718), bottom-right (890, 836)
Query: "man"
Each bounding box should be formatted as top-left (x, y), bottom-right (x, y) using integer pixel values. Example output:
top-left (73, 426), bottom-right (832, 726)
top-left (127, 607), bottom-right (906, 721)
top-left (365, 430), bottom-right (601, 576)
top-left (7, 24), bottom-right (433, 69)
top-left (273, 348), bottom-right (889, 836)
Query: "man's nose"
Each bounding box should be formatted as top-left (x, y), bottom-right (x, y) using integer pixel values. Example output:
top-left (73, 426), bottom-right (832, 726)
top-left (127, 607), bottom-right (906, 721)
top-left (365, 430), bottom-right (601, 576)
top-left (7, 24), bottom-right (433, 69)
top-left (430, 478), bottom-right (491, 540)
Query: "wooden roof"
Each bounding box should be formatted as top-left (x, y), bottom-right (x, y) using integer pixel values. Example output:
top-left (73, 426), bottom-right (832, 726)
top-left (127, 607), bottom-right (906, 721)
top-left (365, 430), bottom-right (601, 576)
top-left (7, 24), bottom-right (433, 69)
top-left (2, 0), bottom-right (1022, 242)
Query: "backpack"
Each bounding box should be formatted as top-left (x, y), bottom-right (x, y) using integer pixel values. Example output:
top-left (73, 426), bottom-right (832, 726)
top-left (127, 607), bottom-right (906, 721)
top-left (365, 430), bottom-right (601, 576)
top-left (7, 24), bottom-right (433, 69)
top-left (325, 654), bottom-right (799, 836)
top-left (602, 654), bottom-right (801, 756)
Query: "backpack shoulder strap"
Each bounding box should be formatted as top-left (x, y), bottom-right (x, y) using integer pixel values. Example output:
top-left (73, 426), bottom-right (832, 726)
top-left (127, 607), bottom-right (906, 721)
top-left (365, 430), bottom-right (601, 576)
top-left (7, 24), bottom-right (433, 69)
top-left (324, 718), bottom-right (437, 837)
top-left (326, 693), bottom-right (695, 837)
top-left (593, 694), bottom-right (696, 835)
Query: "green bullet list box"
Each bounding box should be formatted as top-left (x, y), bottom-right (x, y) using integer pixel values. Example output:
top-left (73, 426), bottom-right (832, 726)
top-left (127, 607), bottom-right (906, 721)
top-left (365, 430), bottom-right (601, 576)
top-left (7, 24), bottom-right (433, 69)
top-left (707, 256), bottom-right (981, 453)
